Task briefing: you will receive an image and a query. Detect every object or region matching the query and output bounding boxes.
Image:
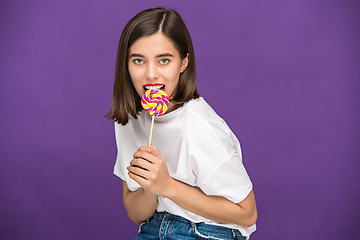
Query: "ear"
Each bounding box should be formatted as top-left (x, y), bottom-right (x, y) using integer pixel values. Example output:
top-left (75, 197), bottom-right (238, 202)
top-left (180, 53), bottom-right (189, 73)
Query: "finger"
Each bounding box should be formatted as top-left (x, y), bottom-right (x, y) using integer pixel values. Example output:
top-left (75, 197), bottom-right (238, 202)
top-left (127, 165), bottom-right (150, 179)
top-left (128, 171), bottom-right (147, 187)
top-left (138, 146), bottom-right (157, 156)
top-left (133, 150), bottom-right (159, 164)
top-left (130, 158), bottom-right (154, 171)
top-left (150, 145), bottom-right (164, 162)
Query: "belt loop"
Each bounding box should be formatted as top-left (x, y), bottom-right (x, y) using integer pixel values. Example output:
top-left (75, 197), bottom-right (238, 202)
top-left (232, 229), bottom-right (236, 238)
top-left (232, 229), bottom-right (247, 240)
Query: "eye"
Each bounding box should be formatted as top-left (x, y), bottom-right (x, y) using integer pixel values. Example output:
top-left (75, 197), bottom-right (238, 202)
top-left (159, 58), bottom-right (170, 65)
top-left (133, 59), bottom-right (144, 64)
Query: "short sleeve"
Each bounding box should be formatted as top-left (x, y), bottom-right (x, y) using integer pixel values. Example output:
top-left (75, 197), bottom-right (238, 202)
top-left (113, 122), bottom-right (141, 192)
top-left (197, 151), bottom-right (253, 203)
top-left (189, 118), bottom-right (253, 203)
top-left (113, 154), bottom-right (126, 180)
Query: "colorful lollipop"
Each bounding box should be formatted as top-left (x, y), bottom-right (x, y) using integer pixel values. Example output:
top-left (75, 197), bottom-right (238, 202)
top-left (141, 89), bottom-right (169, 146)
top-left (141, 89), bottom-right (169, 116)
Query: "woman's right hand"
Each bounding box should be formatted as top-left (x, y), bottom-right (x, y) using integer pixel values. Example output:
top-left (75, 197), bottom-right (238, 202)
top-left (127, 145), bottom-right (174, 198)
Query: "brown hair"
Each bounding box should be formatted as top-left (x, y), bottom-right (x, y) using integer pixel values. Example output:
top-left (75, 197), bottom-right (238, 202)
top-left (106, 7), bottom-right (200, 125)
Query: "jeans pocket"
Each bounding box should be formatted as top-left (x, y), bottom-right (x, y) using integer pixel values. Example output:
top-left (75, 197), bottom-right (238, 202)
top-left (191, 222), bottom-right (240, 240)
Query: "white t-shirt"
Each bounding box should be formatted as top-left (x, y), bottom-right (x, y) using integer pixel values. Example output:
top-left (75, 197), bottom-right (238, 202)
top-left (113, 97), bottom-right (256, 237)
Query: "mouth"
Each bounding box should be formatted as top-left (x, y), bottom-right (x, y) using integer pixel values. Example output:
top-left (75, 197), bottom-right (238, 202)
top-left (143, 84), bottom-right (165, 91)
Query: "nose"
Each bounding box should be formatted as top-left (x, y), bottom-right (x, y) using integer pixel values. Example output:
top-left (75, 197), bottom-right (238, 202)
top-left (146, 62), bottom-right (159, 80)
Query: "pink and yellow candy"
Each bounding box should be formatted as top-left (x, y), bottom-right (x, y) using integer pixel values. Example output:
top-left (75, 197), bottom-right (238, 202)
top-left (141, 89), bottom-right (169, 116)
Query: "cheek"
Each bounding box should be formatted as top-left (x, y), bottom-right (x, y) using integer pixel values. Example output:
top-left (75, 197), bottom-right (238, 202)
top-left (128, 65), bottom-right (136, 79)
top-left (164, 68), bottom-right (181, 94)
top-left (165, 65), bottom-right (182, 79)
top-left (128, 68), bottom-right (142, 86)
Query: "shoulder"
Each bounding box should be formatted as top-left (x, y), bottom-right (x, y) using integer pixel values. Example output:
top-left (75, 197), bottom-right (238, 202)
top-left (183, 98), bottom-right (239, 155)
top-left (115, 111), bottom-right (146, 128)
top-left (185, 97), bottom-right (218, 119)
top-left (185, 98), bottom-right (231, 136)
top-left (114, 110), bottom-right (148, 139)
top-left (183, 98), bottom-right (223, 125)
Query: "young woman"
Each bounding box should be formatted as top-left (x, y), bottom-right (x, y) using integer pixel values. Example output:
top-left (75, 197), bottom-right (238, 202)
top-left (107, 7), bottom-right (257, 240)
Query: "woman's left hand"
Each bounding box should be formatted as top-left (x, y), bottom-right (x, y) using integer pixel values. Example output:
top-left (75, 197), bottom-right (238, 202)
top-left (127, 145), bottom-right (173, 197)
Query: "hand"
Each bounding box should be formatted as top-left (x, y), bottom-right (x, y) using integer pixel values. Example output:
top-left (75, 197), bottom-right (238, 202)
top-left (127, 145), bottom-right (173, 197)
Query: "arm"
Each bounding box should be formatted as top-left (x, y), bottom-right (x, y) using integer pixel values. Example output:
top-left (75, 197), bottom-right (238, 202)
top-left (127, 145), bottom-right (257, 227)
top-left (166, 180), bottom-right (257, 227)
top-left (122, 181), bottom-right (158, 225)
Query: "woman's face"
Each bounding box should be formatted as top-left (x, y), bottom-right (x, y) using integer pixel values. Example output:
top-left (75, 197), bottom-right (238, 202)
top-left (128, 32), bottom-right (188, 113)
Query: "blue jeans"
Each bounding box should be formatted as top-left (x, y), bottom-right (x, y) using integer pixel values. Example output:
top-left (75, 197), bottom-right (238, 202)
top-left (136, 211), bottom-right (246, 240)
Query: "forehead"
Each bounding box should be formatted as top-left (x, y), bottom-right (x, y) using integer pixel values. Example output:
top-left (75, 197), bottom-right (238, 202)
top-left (129, 32), bottom-right (180, 57)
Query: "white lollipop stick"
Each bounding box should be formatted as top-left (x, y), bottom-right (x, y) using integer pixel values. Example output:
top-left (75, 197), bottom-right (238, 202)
top-left (148, 115), bottom-right (155, 147)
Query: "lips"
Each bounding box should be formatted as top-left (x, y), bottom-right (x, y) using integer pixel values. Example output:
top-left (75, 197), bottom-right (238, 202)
top-left (143, 83), bottom-right (165, 91)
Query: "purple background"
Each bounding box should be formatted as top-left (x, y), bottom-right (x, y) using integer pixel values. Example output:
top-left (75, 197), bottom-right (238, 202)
top-left (1, 0), bottom-right (359, 239)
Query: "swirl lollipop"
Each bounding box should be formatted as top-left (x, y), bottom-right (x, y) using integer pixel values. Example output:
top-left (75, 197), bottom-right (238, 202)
top-left (141, 89), bottom-right (169, 146)
top-left (141, 89), bottom-right (169, 116)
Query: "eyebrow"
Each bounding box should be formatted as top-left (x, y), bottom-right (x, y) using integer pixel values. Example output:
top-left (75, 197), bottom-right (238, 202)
top-left (129, 53), bottom-right (175, 58)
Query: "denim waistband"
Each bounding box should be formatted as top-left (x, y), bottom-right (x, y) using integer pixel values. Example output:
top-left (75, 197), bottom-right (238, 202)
top-left (151, 211), bottom-right (189, 222)
top-left (144, 211), bottom-right (246, 240)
